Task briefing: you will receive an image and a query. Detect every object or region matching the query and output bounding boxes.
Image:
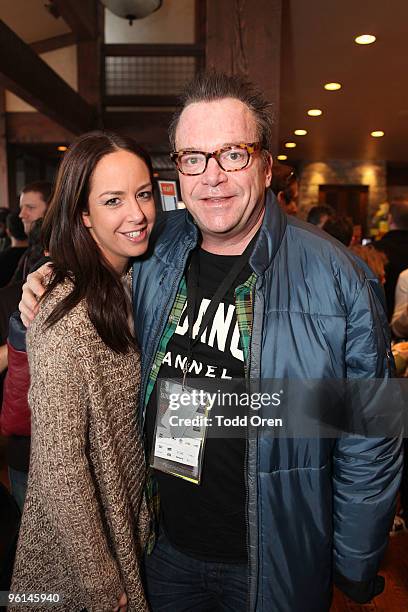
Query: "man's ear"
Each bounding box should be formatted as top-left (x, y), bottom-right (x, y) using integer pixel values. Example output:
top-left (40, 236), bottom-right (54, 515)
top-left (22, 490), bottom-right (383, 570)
top-left (277, 191), bottom-right (286, 207)
top-left (264, 153), bottom-right (273, 188)
top-left (82, 211), bottom-right (92, 228)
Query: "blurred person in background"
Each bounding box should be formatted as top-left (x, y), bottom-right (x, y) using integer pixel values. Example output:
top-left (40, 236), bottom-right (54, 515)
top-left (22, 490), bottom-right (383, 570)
top-left (391, 268), bottom-right (408, 339)
top-left (0, 185), bottom-right (52, 377)
top-left (0, 219), bottom-right (47, 513)
top-left (0, 195), bottom-right (54, 505)
top-left (350, 245), bottom-right (388, 286)
top-left (0, 207), bottom-right (11, 252)
top-left (322, 215), bottom-right (353, 246)
top-left (18, 181), bottom-right (52, 237)
top-left (390, 269), bottom-right (408, 530)
top-left (0, 219), bottom-right (47, 375)
top-left (270, 163), bottom-right (299, 216)
top-left (0, 214), bottom-right (28, 288)
top-left (375, 198), bottom-right (408, 319)
top-left (307, 205), bottom-right (334, 228)
top-left (11, 218), bottom-right (45, 283)
top-left (12, 182), bottom-right (52, 284)
top-left (351, 224), bottom-right (362, 246)
top-left (0, 308), bottom-right (31, 513)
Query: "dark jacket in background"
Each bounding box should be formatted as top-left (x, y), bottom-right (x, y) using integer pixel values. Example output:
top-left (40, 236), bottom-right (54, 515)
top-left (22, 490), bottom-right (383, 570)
top-left (375, 229), bottom-right (408, 318)
top-left (0, 313), bottom-right (31, 473)
top-left (0, 482), bottom-right (20, 592)
top-left (0, 247), bottom-right (27, 288)
top-left (0, 283), bottom-right (24, 407)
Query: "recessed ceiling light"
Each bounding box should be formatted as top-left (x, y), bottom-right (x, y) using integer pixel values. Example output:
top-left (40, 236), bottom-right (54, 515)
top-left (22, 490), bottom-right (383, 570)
top-left (294, 129), bottom-right (307, 136)
top-left (371, 130), bottom-right (384, 137)
top-left (285, 142), bottom-right (296, 149)
top-left (307, 109), bottom-right (322, 117)
top-left (57, 145), bottom-right (67, 152)
top-left (277, 154), bottom-right (288, 161)
top-left (324, 82), bottom-right (341, 91)
top-left (355, 34), bottom-right (376, 45)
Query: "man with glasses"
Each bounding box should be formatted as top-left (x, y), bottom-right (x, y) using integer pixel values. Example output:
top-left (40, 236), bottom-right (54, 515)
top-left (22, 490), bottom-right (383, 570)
top-left (135, 72), bottom-right (400, 612)
top-left (21, 72), bottom-right (401, 612)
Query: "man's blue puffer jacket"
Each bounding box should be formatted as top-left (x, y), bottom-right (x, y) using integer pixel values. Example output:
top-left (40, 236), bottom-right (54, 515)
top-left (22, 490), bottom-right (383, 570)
top-left (132, 190), bottom-right (402, 612)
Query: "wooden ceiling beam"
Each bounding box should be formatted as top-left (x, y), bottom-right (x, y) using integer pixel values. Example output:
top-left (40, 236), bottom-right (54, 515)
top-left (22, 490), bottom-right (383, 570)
top-left (30, 33), bottom-right (76, 55)
top-left (103, 43), bottom-right (204, 57)
top-left (0, 19), bottom-right (94, 134)
top-left (50, 0), bottom-right (97, 41)
top-left (6, 112), bottom-right (75, 144)
top-left (77, 3), bottom-right (104, 114)
top-left (103, 111), bottom-right (172, 150)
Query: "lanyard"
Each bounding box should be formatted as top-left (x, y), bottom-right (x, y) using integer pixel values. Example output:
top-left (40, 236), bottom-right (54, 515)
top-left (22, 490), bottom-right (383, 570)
top-left (183, 236), bottom-right (256, 388)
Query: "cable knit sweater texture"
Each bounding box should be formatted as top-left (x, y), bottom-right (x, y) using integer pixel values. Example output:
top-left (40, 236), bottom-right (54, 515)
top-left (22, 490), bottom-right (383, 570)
top-left (11, 279), bottom-right (149, 611)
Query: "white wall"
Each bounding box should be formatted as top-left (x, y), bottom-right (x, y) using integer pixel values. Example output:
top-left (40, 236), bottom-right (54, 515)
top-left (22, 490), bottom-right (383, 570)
top-left (5, 45), bottom-right (78, 112)
top-left (105, 0), bottom-right (195, 44)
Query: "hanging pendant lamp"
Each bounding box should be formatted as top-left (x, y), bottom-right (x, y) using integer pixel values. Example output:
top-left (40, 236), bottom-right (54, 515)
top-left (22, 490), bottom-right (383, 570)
top-left (100, 0), bottom-right (163, 24)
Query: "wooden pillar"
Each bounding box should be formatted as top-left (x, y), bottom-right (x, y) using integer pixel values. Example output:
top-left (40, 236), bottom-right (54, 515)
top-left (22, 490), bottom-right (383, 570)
top-left (195, 0), bottom-right (206, 70)
top-left (77, 2), bottom-right (104, 127)
top-left (0, 88), bottom-right (9, 208)
top-left (206, 0), bottom-right (282, 154)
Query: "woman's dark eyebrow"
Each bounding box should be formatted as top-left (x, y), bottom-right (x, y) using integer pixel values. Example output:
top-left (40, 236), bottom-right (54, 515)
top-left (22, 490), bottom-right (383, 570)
top-left (136, 182), bottom-right (153, 191)
top-left (98, 183), bottom-right (152, 198)
top-left (98, 190), bottom-right (125, 198)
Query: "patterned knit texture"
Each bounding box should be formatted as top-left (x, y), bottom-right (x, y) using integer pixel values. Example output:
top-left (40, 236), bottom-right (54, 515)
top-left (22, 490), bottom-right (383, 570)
top-left (11, 280), bottom-right (149, 612)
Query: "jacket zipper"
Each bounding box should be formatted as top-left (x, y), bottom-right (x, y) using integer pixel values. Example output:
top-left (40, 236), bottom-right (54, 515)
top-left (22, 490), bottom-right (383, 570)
top-left (237, 283), bottom-right (255, 612)
top-left (245, 279), bottom-right (262, 612)
top-left (244, 360), bottom-right (251, 612)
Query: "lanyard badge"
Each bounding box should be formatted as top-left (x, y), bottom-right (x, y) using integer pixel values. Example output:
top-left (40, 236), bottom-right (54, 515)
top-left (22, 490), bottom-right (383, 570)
top-left (151, 236), bottom-right (256, 484)
top-left (150, 380), bottom-right (212, 484)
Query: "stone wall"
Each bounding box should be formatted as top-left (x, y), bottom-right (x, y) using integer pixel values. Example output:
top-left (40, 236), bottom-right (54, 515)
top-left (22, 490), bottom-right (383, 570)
top-left (298, 160), bottom-right (387, 225)
top-left (388, 185), bottom-right (408, 201)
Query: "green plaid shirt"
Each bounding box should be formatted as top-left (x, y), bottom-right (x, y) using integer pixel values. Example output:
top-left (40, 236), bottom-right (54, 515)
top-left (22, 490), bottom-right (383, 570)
top-left (144, 271), bottom-right (257, 551)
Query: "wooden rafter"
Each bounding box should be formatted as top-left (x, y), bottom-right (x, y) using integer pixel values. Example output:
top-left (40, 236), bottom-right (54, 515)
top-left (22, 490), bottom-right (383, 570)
top-left (30, 33), bottom-right (76, 55)
top-left (6, 112), bottom-right (74, 144)
top-left (50, 0), bottom-right (97, 41)
top-left (0, 19), bottom-right (94, 134)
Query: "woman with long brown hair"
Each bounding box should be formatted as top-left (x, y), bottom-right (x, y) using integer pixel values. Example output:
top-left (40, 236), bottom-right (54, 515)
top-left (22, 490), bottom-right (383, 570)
top-left (11, 131), bottom-right (156, 611)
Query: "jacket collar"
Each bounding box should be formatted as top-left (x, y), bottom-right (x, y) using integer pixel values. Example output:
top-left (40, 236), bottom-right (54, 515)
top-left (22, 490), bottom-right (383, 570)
top-left (153, 210), bottom-right (198, 269)
top-left (153, 189), bottom-right (286, 275)
top-left (249, 188), bottom-right (287, 275)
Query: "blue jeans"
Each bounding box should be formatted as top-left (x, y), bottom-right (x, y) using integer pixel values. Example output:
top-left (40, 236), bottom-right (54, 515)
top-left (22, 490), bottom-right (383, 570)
top-left (144, 532), bottom-right (248, 611)
top-left (8, 467), bottom-right (28, 514)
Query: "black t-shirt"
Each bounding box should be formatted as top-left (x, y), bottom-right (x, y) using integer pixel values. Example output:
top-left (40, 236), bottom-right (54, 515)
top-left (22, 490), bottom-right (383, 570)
top-left (146, 248), bottom-right (252, 562)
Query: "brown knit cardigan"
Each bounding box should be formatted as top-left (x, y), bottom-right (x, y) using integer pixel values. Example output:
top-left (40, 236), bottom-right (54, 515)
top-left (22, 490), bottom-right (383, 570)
top-left (11, 280), bottom-right (149, 612)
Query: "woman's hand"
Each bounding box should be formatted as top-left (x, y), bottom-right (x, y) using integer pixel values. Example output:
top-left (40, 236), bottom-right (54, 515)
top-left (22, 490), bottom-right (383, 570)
top-left (113, 591), bottom-right (127, 612)
top-left (19, 263), bottom-right (53, 326)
